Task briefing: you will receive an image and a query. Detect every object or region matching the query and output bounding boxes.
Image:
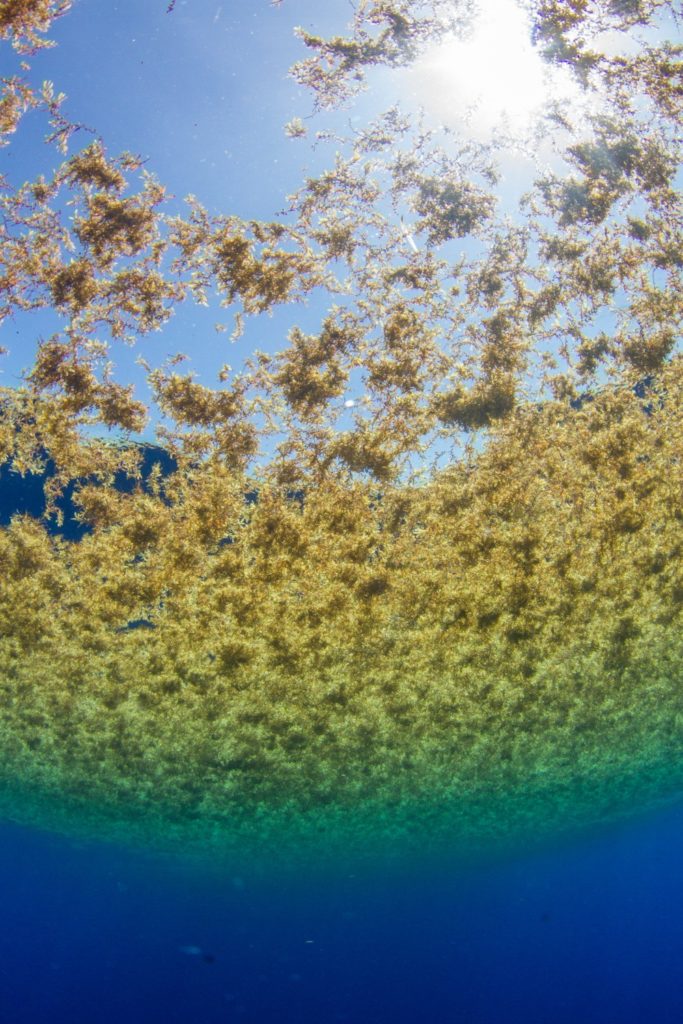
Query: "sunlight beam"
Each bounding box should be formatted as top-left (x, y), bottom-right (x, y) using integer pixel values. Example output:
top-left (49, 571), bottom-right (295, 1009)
top-left (405, 0), bottom-right (578, 139)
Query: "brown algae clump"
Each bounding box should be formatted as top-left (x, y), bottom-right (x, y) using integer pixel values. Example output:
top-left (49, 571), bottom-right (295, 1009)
top-left (0, 0), bottom-right (681, 868)
top-left (0, 366), bottom-right (681, 866)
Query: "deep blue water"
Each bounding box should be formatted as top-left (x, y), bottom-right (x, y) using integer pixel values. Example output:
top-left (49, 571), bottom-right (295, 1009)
top-left (1, 805), bottom-right (683, 1023)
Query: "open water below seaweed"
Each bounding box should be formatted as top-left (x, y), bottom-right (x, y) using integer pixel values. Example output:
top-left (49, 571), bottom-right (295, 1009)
top-left (1, 803), bottom-right (683, 1024)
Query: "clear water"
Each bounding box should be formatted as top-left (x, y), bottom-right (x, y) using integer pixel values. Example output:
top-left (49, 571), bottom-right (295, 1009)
top-left (3, 805), bottom-right (683, 1023)
top-left (1, 2), bottom-right (681, 1021)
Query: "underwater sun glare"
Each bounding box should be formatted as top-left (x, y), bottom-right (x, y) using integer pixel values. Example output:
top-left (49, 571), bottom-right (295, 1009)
top-left (407, 0), bottom-right (576, 137)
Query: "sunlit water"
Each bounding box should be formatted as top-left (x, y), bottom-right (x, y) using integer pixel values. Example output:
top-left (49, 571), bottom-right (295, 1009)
top-left (1, 2), bottom-right (681, 1022)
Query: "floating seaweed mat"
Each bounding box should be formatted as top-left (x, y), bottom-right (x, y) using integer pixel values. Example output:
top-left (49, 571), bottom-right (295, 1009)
top-left (0, 364), bottom-right (681, 871)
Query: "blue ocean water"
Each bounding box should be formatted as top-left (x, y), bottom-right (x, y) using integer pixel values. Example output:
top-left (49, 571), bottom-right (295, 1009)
top-left (1, 0), bottom-right (681, 1017)
top-left (2, 804), bottom-right (683, 1023)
